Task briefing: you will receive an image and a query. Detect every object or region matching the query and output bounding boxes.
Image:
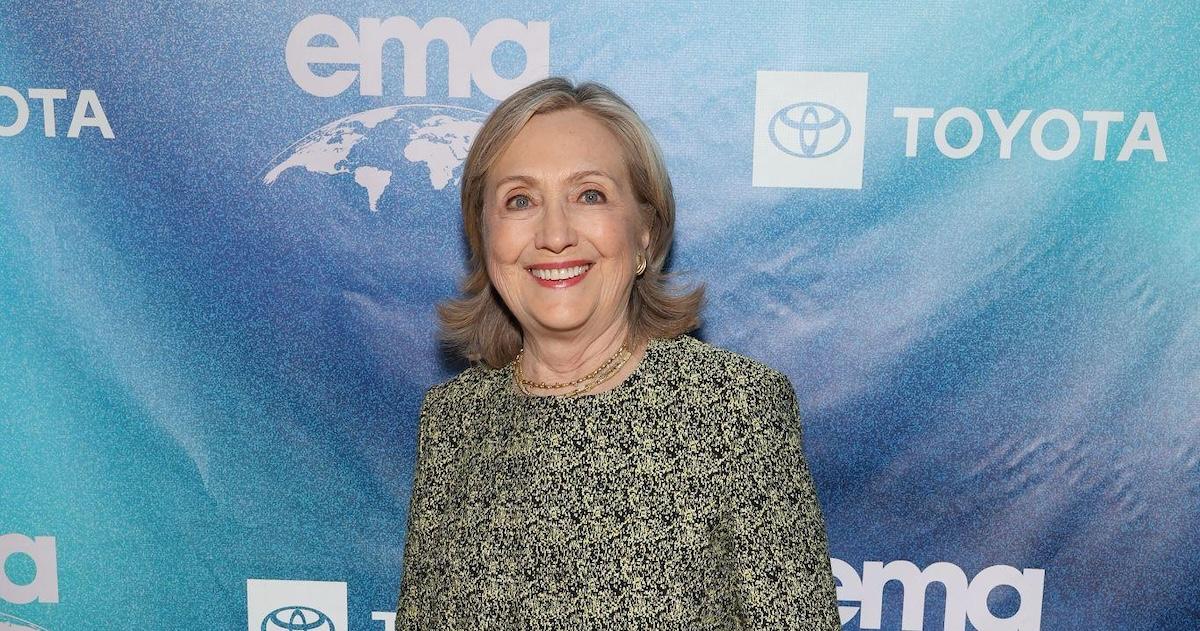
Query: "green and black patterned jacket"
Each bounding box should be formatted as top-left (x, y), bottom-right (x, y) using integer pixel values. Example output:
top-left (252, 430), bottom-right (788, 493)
top-left (395, 334), bottom-right (840, 630)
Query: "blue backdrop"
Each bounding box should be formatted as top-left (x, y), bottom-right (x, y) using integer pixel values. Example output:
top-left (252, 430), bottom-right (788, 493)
top-left (2, 2), bottom-right (1197, 630)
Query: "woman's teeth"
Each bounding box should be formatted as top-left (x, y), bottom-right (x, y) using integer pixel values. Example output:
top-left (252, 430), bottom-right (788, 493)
top-left (530, 264), bottom-right (590, 281)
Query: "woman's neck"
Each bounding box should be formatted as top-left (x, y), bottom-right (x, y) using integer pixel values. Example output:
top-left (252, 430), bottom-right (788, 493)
top-left (518, 320), bottom-right (646, 395)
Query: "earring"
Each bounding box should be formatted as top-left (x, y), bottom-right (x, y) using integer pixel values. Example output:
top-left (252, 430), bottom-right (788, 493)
top-left (635, 253), bottom-right (647, 276)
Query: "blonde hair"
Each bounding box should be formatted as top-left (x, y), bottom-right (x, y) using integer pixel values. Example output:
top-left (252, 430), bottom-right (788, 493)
top-left (438, 77), bottom-right (703, 367)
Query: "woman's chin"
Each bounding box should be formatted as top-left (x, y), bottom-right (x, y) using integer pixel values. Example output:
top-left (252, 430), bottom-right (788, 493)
top-left (529, 319), bottom-right (593, 335)
top-left (526, 310), bottom-right (601, 336)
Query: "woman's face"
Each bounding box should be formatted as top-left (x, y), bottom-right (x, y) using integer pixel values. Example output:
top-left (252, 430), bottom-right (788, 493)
top-left (483, 108), bottom-right (650, 343)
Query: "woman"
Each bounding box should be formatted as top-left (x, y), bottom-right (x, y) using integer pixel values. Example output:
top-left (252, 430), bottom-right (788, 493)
top-left (395, 77), bottom-right (840, 629)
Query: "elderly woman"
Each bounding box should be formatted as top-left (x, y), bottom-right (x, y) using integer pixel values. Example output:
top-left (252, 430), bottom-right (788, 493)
top-left (395, 77), bottom-right (840, 629)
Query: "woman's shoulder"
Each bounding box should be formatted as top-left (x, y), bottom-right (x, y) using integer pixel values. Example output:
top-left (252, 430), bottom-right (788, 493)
top-left (649, 336), bottom-right (799, 440)
top-left (420, 362), bottom-right (509, 411)
top-left (653, 334), bottom-right (794, 395)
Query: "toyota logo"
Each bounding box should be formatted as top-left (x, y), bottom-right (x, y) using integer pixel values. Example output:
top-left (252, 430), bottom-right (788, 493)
top-left (768, 101), bottom-right (852, 158)
top-left (262, 605), bottom-right (336, 631)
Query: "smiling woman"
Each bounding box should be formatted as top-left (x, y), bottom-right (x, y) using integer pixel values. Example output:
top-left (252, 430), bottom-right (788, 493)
top-left (483, 108), bottom-right (655, 383)
top-left (439, 78), bottom-right (702, 377)
top-left (394, 77), bottom-right (841, 629)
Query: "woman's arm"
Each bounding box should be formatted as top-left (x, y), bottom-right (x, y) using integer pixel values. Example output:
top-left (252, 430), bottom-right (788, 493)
top-left (721, 369), bottom-right (842, 629)
top-left (394, 386), bottom-right (445, 629)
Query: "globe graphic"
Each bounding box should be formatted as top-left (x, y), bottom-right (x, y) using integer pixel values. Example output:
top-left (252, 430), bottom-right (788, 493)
top-left (0, 612), bottom-right (50, 631)
top-left (257, 104), bottom-right (489, 383)
top-left (263, 104), bottom-right (486, 213)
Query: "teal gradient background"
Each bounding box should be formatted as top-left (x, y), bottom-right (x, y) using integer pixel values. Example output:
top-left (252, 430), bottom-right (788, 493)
top-left (2, 1), bottom-right (1197, 629)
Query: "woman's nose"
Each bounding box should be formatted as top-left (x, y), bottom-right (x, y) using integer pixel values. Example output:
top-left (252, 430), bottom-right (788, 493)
top-left (534, 198), bottom-right (577, 253)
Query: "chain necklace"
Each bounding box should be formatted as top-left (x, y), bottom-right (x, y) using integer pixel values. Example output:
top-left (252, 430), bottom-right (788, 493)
top-left (513, 341), bottom-right (632, 398)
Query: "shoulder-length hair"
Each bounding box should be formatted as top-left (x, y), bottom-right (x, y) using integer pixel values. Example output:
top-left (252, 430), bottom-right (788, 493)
top-left (438, 76), bottom-right (703, 368)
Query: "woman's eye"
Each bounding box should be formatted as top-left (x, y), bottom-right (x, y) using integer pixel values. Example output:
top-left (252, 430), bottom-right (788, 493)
top-left (580, 189), bottom-right (606, 204)
top-left (506, 194), bottom-right (532, 209)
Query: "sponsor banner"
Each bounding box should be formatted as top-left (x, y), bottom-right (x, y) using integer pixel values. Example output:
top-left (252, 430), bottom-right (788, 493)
top-left (1, 2), bottom-right (1196, 630)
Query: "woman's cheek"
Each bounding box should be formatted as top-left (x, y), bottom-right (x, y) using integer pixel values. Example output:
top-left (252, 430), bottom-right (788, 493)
top-left (486, 220), bottom-right (526, 264)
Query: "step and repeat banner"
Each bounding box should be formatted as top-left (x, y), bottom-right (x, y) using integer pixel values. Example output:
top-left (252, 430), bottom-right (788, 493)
top-left (2, 1), bottom-right (1196, 629)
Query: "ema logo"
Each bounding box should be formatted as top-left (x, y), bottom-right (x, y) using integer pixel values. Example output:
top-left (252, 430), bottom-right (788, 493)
top-left (247, 579), bottom-right (347, 631)
top-left (0, 534), bottom-right (58, 606)
top-left (832, 558), bottom-right (1044, 631)
top-left (0, 87), bottom-right (113, 139)
top-left (753, 71), bottom-right (869, 189)
top-left (286, 15), bottom-right (550, 100)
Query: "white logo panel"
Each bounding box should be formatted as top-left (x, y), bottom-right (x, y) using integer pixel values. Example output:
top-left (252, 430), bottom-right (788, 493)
top-left (753, 71), bottom-right (868, 189)
top-left (247, 579), bottom-right (348, 631)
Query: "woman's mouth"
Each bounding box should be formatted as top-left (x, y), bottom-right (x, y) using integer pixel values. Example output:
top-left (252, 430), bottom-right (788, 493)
top-left (528, 262), bottom-right (593, 288)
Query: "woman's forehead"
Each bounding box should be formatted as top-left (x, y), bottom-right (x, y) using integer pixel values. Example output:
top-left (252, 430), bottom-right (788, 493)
top-left (494, 169), bottom-right (619, 188)
top-left (489, 109), bottom-right (630, 185)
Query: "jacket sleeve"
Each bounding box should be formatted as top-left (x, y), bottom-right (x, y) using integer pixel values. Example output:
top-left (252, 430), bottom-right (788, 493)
top-left (721, 370), bottom-right (841, 629)
top-left (394, 386), bottom-right (444, 629)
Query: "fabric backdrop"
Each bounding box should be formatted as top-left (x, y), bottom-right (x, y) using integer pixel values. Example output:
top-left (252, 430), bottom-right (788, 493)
top-left (1, 2), bottom-right (1196, 630)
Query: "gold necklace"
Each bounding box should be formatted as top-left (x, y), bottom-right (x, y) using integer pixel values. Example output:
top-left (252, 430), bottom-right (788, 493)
top-left (561, 346), bottom-right (631, 397)
top-left (514, 341), bottom-right (630, 396)
top-left (515, 342), bottom-right (629, 389)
